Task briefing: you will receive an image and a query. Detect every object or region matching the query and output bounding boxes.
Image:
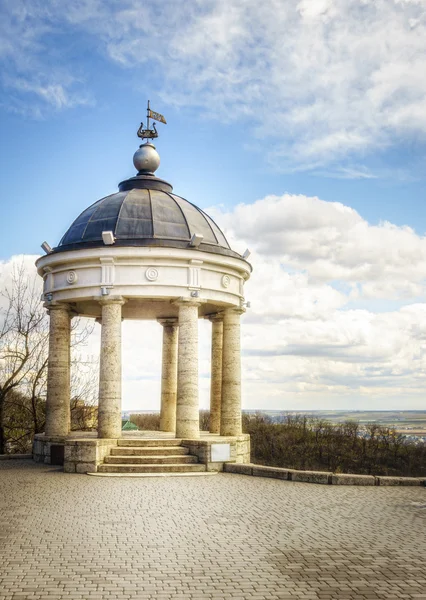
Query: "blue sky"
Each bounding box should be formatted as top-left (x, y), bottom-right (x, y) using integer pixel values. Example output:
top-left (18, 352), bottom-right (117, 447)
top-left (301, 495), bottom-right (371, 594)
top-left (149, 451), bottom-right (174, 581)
top-left (1, 0), bottom-right (426, 410)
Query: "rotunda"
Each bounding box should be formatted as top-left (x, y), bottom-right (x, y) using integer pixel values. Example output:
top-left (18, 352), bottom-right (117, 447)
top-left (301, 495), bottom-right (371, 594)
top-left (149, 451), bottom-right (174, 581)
top-left (34, 125), bottom-right (252, 474)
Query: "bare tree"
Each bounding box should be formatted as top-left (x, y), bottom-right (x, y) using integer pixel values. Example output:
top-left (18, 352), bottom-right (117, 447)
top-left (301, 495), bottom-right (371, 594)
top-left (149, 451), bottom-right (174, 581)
top-left (199, 409), bottom-right (210, 432)
top-left (0, 263), bottom-right (47, 453)
top-left (70, 353), bottom-right (99, 431)
top-left (0, 261), bottom-right (95, 453)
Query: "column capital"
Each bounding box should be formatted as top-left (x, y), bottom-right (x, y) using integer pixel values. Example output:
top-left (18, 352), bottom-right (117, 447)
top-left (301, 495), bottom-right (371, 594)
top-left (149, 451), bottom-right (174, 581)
top-left (99, 295), bottom-right (127, 306)
top-left (205, 312), bottom-right (224, 323)
top-left (44, 301), bottom-right (74, 315)
top-left (223, 306), bottom-right (246, 316)
top-left (172, 297), bottom-right (202, 308)
top-left (157, 317), bottom-right (178, 327)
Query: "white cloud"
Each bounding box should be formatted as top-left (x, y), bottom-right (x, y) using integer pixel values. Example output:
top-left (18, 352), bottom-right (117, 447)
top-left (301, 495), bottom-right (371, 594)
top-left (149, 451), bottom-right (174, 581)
top-left (0, 254), bottom-right (41, 313)
top-left (4, 77), bottom-right (93, 112)
top-left (0, 1), bottom-right (94, 116)
top-left (207, 191), bottom-right (426, 409)
top-left (150, 0), bottom-right (426, 172)
top-left (210, 193), bottom-right (426, 302)
top-left (1, 1), bottom-right (426, 171)
top-left (239, 301), bottom-right (426, 409)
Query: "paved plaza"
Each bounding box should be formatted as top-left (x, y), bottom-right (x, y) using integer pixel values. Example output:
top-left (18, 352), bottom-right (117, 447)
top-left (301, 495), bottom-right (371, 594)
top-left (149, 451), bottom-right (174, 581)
top-left (1, 460), bottom-right (425, 600)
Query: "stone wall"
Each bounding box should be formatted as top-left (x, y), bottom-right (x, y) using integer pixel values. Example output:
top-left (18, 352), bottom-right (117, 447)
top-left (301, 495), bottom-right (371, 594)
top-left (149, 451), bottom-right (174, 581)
top-left (33, 434), bottom-right (65, 464)
top-left (183, 434), bottom-right (250, 472)
top-left (64, 438), bottom-right (118, 473)
top-left (33, 434), bottom-right (118, 473)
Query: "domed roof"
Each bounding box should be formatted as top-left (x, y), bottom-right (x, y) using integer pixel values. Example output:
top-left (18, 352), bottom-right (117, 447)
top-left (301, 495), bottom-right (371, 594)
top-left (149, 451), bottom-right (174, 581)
top-left (55, 143), bottom-right (241, 260)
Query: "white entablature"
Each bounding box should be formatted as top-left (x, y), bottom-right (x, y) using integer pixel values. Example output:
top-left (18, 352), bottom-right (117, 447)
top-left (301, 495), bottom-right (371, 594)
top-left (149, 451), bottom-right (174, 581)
top-left (36, 245), bottom-right (251, 320)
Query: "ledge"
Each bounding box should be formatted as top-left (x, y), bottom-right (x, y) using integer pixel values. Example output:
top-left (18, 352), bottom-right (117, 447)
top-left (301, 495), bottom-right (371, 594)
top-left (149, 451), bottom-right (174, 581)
top-left (224, 463), bottom-right (426, 486)
top-left (65, 438), bottom-right (118, 446)
top-left (0, 454), bottom-right (33, 461)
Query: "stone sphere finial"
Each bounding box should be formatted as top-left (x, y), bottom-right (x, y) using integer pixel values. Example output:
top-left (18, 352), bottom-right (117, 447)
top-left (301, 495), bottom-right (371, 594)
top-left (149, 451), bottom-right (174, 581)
top-left (133, 143), bottom-right (160, 174)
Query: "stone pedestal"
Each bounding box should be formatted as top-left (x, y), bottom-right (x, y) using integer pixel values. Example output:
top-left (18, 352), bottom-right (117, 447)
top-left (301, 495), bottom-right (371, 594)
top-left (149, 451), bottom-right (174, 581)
top-left (45, 303), bottom-right (71, 437)
top-left (98, 297), bottom-right (126, 439)
top-left (175, 300), bottom-right (200, 439)
top-left (32, 431), bottom-right (251, 473)
top-left (158, 318), bottom-right (178, 433)
top-left (208, 314), bottom-right (223, 434)
top-left (221, 308), bottom-right (244, 436)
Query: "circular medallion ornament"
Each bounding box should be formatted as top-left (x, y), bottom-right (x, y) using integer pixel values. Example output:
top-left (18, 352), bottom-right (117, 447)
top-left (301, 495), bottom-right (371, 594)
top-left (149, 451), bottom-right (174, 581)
top-left (66, 271), bottom-right (78, 285)
top-left (146, 267), bottom-right (159, 282)
top-left (221, 274), bottom-right (231, 288)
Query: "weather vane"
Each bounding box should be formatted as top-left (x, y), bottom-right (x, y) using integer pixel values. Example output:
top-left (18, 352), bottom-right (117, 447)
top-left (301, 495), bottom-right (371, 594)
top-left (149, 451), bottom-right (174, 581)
top-left (137, 100), bottom-right (167, 142)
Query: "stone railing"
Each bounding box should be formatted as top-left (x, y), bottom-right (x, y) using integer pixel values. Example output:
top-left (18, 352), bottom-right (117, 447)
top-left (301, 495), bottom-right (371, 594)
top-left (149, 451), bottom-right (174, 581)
top-left (224, 463), bottom-right (426, 486)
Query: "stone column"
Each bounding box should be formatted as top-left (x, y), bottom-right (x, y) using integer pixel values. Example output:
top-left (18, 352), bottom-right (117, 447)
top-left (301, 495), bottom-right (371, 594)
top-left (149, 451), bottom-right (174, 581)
top-left (158, 318), bottom-right (178, 433)
top-left (98, 297), bottom-right (126, 439)
top-left (45, 303), bottom-right (72, 437)
top-left (221, 308), bottom-right (244, 436)
top-left (208, 314), bottom-right (223, 434)
top-left (175, 299), bottom-right (200, 439)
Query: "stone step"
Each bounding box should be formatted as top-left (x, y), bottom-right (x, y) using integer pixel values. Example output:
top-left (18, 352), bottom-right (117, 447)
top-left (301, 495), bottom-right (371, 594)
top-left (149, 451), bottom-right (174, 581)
top-left (117, 439), bottom-right (182, 447)
top-left (111, 446), bottom-right (189, 456)
top-left (97, 463), bottom-right (206, 474)
top-left (105, 455), bottom-right (198, 465)
top-left (88, 472), bottom-right (217, 478)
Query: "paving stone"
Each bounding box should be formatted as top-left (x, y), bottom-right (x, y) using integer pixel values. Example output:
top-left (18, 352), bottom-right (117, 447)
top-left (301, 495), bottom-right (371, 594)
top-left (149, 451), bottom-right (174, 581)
top-left (0, 460), bottom-right (425, 599)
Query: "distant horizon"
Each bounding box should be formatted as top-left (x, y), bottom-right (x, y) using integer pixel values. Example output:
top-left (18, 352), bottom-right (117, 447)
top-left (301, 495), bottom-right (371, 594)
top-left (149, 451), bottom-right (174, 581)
top-left (122, 409), bottom-right (426, 414)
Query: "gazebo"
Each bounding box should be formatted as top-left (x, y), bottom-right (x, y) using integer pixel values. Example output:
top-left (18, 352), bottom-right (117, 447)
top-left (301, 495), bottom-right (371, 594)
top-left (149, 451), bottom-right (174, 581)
top-left (33, 123), bottom-right (252, 474)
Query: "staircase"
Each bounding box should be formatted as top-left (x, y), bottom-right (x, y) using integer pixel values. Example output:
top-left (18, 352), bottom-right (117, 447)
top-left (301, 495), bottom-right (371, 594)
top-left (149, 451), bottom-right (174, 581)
top-left (97, 439), bottom-right (206, 474)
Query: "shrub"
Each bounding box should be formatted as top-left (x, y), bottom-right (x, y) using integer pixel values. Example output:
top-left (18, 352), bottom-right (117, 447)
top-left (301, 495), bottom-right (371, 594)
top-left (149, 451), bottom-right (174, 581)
top-left (129, 413), bottom-right (160, 430)
top-left (242, 413), bottom-right (426, 477)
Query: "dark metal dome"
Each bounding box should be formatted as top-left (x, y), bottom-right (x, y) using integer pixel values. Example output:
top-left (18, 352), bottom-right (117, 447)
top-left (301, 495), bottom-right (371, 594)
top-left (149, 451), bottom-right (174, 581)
top-left (56, 173), bottom-right (240, 259)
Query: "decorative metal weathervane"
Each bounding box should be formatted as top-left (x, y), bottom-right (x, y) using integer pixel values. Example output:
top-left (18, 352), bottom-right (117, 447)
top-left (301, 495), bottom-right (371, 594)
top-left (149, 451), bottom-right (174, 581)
top-left (137, 100), bottom-right (167, 142)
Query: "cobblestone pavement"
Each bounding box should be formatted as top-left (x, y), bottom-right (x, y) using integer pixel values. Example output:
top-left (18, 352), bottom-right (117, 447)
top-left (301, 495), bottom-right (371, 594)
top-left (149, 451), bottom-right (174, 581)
top-left (1, 460), bottom-right (425, 600)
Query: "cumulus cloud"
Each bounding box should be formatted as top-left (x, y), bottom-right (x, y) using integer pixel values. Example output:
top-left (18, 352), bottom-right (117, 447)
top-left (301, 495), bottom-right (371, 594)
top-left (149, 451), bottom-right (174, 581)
top-left (240, 303), bottom-right (426, 409)
top-left (1, 0), bottom-right (426, 171)
top-left (212, 191), bottom-right (426, 409)
top-left (210, 193), bottom-right (426, 300)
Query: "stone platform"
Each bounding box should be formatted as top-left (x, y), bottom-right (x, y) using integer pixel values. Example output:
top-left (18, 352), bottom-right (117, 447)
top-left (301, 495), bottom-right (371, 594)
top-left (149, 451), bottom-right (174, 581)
top-left (1, 459), bottom-right (426, 599)
top-left (33, 430), bottom-right (251, 474)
